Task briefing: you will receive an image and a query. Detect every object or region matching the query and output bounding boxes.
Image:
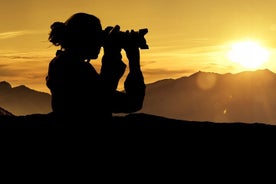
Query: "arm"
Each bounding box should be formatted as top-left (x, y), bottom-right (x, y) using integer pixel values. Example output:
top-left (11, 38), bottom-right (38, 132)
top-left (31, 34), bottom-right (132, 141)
top-left (100, 52), bottom-right (126, 91)
top-left (100, 25), bottom-right (126, 91)
top-left (112, 39), bottom-right (146, 113)
top-left (100, 26), bottom-right (146, 113)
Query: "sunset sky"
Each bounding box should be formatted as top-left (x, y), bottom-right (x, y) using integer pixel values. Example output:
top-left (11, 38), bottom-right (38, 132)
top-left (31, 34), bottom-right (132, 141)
top-left (1, 0), bottom-right (276, 93)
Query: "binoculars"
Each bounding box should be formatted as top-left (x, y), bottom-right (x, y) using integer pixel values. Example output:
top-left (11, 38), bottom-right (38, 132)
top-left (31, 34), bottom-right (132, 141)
top-left (103, 28), bottom-right (149, 49)
top-left (120, 28), bottom-right (149, 49)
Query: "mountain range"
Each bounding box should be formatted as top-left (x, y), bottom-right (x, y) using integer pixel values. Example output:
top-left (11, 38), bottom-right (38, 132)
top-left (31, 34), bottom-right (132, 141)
top-left (0, 106), bottom-right (14, 116)
top-left (0, 81), bottom-right (51, 115)
top-left (140, 69), bottom-right (276, 125)
top-left (1, 69), bottom-right (276, 125)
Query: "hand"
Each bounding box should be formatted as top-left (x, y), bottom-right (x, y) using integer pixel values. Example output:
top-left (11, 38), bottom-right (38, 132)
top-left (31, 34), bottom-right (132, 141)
top-left (103, 25), bottom-right (122, 55)
top-left (101, 25), bottom-right (126, 88)
top-left (124, 30), bottom-right (140, 62)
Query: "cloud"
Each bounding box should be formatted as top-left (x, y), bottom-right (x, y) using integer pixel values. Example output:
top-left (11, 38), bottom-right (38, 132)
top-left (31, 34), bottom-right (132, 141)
top-left (0, 50), bottom-right (52, 61)
top-left (0, 55), bottom-right (39, 60)
top-left (143, 68), bottom-right (193, 76)
top-left (0, 64), bottom-right (16, 76)
top-left (0, 30), bottom-right (46, 40)
top-left (140, 60), bottom-right (157, 67)
top-left (0, 31), bottom-right (30, 39)
top-left (0, 63), bottom-right (30, 77)
top-left (141, 67), bottom-right (196, 85)
top-left (0, 54), bottom-right (50, 81)
top-left (0, 59), bottom-right (50, 92)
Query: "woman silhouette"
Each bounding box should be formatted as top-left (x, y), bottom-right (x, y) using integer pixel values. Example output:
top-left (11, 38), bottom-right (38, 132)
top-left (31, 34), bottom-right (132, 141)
top-left (46, 12), bottom-right (146, 121)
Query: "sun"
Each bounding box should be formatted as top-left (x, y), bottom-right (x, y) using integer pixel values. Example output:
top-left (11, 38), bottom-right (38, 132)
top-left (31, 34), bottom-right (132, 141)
top-left (227, 41), bottom-right (270, 69)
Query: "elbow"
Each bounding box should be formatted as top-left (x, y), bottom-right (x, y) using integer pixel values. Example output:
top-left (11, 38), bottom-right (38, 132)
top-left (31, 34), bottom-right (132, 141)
top-left (128, 92), bottom-right (145, 112)
top-left (128, 100), bottom-right (144, 113)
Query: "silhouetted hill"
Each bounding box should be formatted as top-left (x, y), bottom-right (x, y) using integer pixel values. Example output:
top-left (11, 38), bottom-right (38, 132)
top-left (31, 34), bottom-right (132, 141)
top-left (1, 111), bottom-right (275, 171)
top-left (1, 112), bottom-right (273, 177)
top-left (0, 112), bottom-right (275, 130)
top-left (0, 112), bottom-right (275, 143)
top-left (141, 69), bottom-right (276, 125)
top-left (0, 106), bottom-right (14, 116)
top-left (0, 81), bottom-right (51, 115)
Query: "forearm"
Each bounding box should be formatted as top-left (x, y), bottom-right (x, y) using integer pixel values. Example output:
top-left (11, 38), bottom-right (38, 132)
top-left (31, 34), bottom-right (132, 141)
top-left (100, 53), bottom-right (126, 91)
top-left (126, 48), bottom-right (140, 73)
top-left (111, 72), bottom-right (145, 113)
top-left (112, 87), bottom-right (145, 113)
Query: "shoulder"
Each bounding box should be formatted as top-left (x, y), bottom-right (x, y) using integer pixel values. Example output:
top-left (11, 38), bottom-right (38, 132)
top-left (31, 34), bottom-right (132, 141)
top-left (49, 51), bottom-right (73, 68)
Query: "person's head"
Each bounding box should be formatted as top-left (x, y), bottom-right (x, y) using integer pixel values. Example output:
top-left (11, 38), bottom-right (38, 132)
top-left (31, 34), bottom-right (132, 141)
top-left (49, 12), bottom-right (103, 60)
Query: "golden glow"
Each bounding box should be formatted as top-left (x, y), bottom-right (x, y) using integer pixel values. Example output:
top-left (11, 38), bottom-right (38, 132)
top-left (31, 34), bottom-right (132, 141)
top-left (227, 41), bottom-right (270, 69)
top-left (2, 1), bottom-right (276, 93)
top-left (196, 72), bottom-right (217, 90)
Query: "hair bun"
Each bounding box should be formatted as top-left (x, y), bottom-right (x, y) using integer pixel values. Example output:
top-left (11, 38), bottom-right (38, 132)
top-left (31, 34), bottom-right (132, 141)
top-left (49, 22), bottom-right (66, 46)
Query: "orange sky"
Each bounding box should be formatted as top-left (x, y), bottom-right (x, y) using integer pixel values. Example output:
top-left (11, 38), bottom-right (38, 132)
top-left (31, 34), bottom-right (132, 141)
top-left (1, 0), bottom-right (276, 93)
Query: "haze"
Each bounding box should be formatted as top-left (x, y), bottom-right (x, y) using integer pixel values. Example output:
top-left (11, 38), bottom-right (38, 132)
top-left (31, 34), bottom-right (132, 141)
top-left (1, 0), bottom-right (276, 93)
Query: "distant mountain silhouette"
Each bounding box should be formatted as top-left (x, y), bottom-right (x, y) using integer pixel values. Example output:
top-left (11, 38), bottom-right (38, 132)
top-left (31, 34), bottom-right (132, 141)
top-left (0, 81), bottom-right (51, 115)
top-left (2, 69), bottom-right (276, 125)
top-left (140, 69), bottom-right (276, 125)
top-left (0, 106), bottom-right (14, 116)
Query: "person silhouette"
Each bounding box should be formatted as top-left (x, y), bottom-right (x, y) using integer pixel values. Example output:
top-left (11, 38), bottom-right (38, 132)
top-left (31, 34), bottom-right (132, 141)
top-left (46, 12), bottom-right (146, 122)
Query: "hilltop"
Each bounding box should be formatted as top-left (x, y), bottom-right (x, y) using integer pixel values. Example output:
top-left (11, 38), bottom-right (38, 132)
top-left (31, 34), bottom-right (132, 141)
top-left (141, 69), bottom-right (276, 125)
top-left (0, 81), bottom-right (51, 115)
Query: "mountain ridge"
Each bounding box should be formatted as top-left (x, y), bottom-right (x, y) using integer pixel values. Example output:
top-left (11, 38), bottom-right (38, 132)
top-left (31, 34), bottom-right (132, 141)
top-left (0, 106), bottom-right (14, 116)
top-left (0, 81), bottom-right (51, 115)
top-left (1, 69), bottom-right (276, 124)
top-left (140, 69), bottom-right (276, 125)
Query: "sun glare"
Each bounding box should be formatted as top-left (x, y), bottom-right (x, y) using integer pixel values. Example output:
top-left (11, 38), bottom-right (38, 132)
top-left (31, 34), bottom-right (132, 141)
top-left (227, 41), bottom-right (270, 69)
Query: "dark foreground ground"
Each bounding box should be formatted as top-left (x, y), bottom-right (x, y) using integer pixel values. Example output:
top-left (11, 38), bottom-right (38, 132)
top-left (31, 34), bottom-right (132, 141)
top-left (1, 112), bottom-right (275, 141)
top-left (0, 113), bottom-right (275, 179)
